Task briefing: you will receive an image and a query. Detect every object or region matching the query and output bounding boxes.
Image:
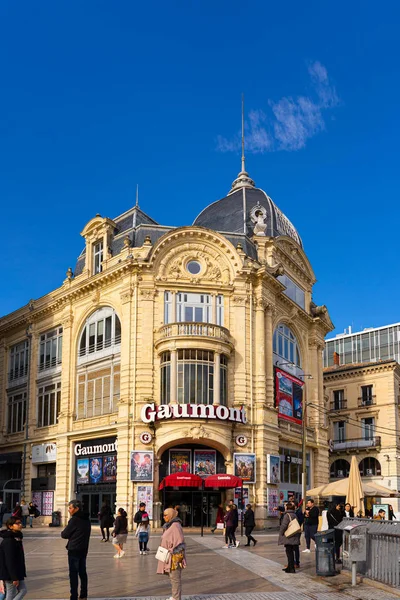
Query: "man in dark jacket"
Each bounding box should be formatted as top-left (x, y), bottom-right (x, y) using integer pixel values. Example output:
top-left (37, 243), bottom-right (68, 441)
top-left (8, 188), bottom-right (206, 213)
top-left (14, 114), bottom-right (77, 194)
top-left (61, 500), bottom-right (91, 600)
top-left (133, 502), bottom-right (146, 525)
top-left (243, 503), bottom-right (257, 546)
top-left (0, 516), bottom-right (27, 599)
top-left (302, 498), bottom-right (319, 553)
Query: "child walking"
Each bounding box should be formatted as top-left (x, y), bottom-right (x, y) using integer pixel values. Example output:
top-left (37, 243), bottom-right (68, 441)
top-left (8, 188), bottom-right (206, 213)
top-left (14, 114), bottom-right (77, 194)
top-left (135, 512), bottom-right (150, 555)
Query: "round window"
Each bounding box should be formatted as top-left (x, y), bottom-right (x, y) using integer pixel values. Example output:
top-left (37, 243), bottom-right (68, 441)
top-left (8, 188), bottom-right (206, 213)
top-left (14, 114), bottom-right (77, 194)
top-left (187, 260), bottom-right (201, 275)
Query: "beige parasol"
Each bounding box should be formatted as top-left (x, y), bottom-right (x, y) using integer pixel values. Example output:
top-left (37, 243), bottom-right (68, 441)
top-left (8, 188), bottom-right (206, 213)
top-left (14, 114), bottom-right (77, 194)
top-left (346, 455), bottom-right (364, 516)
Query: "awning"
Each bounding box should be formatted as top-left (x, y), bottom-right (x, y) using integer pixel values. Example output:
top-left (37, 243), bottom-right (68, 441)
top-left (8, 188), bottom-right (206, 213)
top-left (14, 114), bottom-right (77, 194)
top-left (159, 473), bottom-right (203, 490)
top-left (204, 474), bottom-right (243, 488)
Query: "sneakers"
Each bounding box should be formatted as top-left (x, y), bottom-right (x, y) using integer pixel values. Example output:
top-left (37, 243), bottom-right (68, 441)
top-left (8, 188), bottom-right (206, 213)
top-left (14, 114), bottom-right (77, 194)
top-left (222, 544), bottom-right (229, 548)
top-left (120, 550), bottom-right (125, 557)
top-left (101, 538), bottom-right (106, 542)
top-left (140, 550), bottom-right (143, 555)
top-left (113, 553), bottom-right (120, 558)
top-left (235, 541), bottom-right (240, 548)
top-left (302, 548), bottom-right (311, 553)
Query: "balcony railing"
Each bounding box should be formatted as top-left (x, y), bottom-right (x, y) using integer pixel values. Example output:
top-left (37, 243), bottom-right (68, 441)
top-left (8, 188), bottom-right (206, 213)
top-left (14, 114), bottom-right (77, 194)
top-left (332, 436), bottom-right (381, 451)
top-left (158, 322), bottom-right (231, 344)
top-left (38, 356), bottom-right (62, 372)
top-left (78, 335), bottom-right (121, 358)
top-left (329, 399), bottom-right (347, 411)
top-left (8, 365), bottom-right (29, 382)
top-left (358, 395), bottom-right (376, 407)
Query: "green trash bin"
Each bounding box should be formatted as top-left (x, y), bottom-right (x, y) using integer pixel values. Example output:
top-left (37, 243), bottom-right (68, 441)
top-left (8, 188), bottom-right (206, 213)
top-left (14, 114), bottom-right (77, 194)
top-left (315, 529), bottom-right (336, 576)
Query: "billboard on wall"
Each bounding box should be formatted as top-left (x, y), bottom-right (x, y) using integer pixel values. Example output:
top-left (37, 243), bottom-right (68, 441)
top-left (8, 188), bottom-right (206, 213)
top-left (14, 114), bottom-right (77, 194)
top-left (275, 368), bottom-right (304, 425)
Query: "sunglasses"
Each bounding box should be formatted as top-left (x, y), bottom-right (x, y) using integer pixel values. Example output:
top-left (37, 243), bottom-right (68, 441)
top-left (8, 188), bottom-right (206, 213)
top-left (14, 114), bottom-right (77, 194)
top-left (14, 522), bottom-right (22, 526)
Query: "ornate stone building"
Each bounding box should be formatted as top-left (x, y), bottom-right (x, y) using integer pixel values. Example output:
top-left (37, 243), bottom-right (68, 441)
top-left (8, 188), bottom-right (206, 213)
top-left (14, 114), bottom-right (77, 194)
top-left (0, 163), bottom-right (333, 527)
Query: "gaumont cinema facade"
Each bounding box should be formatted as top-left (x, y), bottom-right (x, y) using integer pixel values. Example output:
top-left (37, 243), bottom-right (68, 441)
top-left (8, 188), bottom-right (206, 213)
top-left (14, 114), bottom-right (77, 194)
top-left (0, 163), bottom-right (333, 528)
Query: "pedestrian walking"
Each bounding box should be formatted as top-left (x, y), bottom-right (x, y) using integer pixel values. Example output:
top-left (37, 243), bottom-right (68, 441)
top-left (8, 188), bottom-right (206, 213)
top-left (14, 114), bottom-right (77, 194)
top-left (112, 508), bottom-right (128, 558)
top-left (157, 507), bottom-right (186, 600)
top-left (135, 512), bottom-right (150, 554)
top-left (278, 502), bottom-right (301, 574)
top-left (98, 501), bottom-right (113, 542)
top-left (211, 503), bottom-right (224, 533)
top-left (302, 499), bottom-right (319, 553)
top-left (231, 503), bottom-right (240, 547)
top-left (61, 499), bottom-right (91, 600)
top-left (243, 504), bottom-right (257, 547)
top-left (0, 516), bottom-right (27, 599)
top-left (20, 502), bottom-right (29, 529)
top-left (134, 502), bottom-right (146, 525)
top-left (27, 503), bottom-right (37, 528)
top-left (327, 502), bottom-right (344, 563)
top-left (0, 500), bottom-right (6, 529)
top-left (222, 505), bottom-right (238, 548)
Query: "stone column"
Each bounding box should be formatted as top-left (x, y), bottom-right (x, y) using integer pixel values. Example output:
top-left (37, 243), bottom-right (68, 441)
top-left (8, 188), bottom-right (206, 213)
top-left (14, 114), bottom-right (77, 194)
top-left (254, 299), bottom-right (266, 406)
top-left (170, 349), bottom-right (177, 404)
top-left (265, 304), bottom-right (275, 407)
top-left (232, 295), bottom-right (247, 406)
top-left (214, 352), bottom-right (221, 405)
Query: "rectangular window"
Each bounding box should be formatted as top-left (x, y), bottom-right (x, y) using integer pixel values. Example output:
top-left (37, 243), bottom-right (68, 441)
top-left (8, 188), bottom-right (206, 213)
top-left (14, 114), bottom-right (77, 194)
top-left (8, 341), bottom-right (29, 383)
top-left (334, 421), bottom-right (345, 442)
top-left (171, 292), bottom-right (223, 325)
top-left (39, 327), bottom-right (63, 372)
top-left (37, 382), bottom-right (61, 427)
top-left (277, 274), bottom-right (305, 310)
top-left (76, 364), bottom-right (120, 419)
top-left (361, 385), bottom-right (373, 405)
top-left (93, 241), bottom-right (103, 274)
top-left (7, 391), bottom-right (27, 433)
top-left (361, 417), bottom-right (375, 440)
top-left (333, 389), bottom-right (345, 410)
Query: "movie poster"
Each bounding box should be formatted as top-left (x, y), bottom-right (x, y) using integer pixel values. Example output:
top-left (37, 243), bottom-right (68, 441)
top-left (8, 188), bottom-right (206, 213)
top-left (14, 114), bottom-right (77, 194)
top-left (267, 455), bottom-right (280, 484)
top-left (233, 453), bottom-right (256, 483)
top-left (194, 449), bottom-right (216, 477)
top-left (169, 449), bottom-right (191, 474)
top-left (130, 451), bottom-right (154, 482)
top-left (103, 455), bottom-right (117, 482)
top-left (89, 457), bottom-right (103, 484)
top-left (267, 488), bottom-right (279, 517)
top-left (137, 485), bottom-right (153, 520)
top-left (275, 368), bottom-right (304, 425)
top-left (42, 491), bottom-right (54, 516)
top-left (77, 458), bottom-right (89, 484)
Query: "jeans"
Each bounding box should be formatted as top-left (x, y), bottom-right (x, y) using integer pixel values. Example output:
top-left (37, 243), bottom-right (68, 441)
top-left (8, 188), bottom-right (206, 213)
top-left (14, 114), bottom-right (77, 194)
top-left (225, 525), bottom-right (236, 545)
top-left (28, 516), bottom-right (34, 527)
top-left (294, 544), bottom-right (300, 565)
top-left (21, 515), bottom-right (27, 528)
top-left (5, 580), bottom-right (27, 600)
top-left (139, 531), bottom-right (149, 551)
top-left (68, 553), bottom-right (88, 600)
top-left (304, 523), bottom-right (318, 549)
top-left (245, 525), bottom-right (256, 545)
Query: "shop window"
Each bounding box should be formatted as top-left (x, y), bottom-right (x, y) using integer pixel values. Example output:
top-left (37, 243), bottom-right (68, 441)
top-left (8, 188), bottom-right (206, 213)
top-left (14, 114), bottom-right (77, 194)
top-left (273, 324), bottom-right (301, 367)
top-left (8, 340), bottom-right (29, 383)
top-left (359, 457), bottom-right (381, 477)
top-left (39, 327), bottom-right (63, 372)
top-left (76, 364), bottom-right (120, 419)
top-left (330, 459), bottom-right (350, 479)
top-left (37, 463), bottom-right (56, 477)
top-left (78, 307), bottom-right (121, 360)
top-left (93, 241), bottom-right (103, 274)
top-left (277, 274), bottom-right (305, 310)
top-left (7, 391), bottom-right (27, 433)
top-left (37, 382), bottom-right (61, 427)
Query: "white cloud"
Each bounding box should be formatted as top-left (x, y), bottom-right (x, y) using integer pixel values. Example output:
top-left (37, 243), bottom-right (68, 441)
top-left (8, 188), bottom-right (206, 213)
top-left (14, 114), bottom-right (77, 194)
top-left (216, 61), bottom-right (339, 153)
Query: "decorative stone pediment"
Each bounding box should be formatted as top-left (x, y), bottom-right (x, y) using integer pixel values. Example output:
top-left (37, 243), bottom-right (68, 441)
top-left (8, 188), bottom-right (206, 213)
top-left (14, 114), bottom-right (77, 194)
top-left (80, 215), bottom-right (117, 243)
top-left (274, 236), bottom-right (315, 283)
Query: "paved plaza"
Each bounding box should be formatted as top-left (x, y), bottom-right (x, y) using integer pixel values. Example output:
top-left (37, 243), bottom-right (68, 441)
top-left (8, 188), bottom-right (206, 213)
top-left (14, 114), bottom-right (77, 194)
top-left (18, 527), bottom-right (400, 600)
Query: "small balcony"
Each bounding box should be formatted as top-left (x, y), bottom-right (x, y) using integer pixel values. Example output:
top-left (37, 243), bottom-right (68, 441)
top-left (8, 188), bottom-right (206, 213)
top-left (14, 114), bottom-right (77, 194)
top-left (329, 399), bottom-right (347, 411)
top-left (158, 322), bottom-right (232, 342)
top-left (358, 395), bottom-right (376, 407)
top-left (7, 365), bottom-right (29, 388)
top-left (331, 436), bottom-right (381, 451)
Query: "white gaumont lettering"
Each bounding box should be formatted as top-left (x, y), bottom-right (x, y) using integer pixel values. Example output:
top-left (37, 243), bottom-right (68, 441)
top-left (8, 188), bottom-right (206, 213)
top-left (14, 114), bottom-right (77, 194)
top-left (140, 403), bottom-right (247, 424)
top-left (74, 440), bottom-right (117, 456)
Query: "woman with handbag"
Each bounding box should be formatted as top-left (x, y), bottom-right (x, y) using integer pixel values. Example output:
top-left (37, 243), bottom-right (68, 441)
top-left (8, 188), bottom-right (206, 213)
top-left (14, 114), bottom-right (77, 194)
top-left (156, 507), bottom-right (186, 600)
top-left (278, 502), bottom-right (301, 573)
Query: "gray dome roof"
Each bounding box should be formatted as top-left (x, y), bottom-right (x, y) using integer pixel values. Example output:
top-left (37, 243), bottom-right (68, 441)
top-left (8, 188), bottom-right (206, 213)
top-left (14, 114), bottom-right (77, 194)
top-left (193, 180), bottom-right (302, 247)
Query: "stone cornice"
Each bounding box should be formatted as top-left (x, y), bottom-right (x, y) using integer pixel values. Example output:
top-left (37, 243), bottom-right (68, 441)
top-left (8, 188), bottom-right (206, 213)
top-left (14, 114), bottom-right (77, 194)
top-left (324, 360), bottom-right (399, 381)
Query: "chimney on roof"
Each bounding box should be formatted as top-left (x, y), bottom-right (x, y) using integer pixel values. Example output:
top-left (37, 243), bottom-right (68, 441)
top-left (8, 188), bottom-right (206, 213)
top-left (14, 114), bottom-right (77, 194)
top-left (333, 352), bottom-right (340, 367)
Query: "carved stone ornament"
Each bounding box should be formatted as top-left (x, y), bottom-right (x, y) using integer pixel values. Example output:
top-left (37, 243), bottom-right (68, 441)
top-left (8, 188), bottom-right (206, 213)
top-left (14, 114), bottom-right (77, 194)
top-left (140, 289), bottom-right (156, 300)
top-left (157, 242), bottom-right (232, 284)
top-left (250, 203), bottom-right (267, 236)
top-left (91, 289), bottom-right (100, 305)
top-left (233, 295), bottom-right (247, 305)
top-left (184, 425), bottom-right (210, 439)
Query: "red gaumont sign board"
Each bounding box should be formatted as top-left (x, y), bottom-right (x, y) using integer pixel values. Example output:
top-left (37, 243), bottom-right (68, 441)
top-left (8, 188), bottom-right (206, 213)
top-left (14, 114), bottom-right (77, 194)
top-left (141, 402), bottom-right (247, 424)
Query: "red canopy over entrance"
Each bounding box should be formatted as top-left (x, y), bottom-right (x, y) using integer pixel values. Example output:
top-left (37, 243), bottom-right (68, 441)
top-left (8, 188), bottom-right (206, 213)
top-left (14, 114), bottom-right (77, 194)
top-left (204, 474), bottom-right (243, 488)
top-left (159, 473), bottom-right (203, 490)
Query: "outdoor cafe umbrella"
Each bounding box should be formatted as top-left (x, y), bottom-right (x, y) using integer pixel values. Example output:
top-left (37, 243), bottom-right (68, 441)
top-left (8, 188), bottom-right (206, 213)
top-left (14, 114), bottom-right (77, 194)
top-left (307, 474), bottom-right (400, 499)
top-left (346, 455), bottom-right (364, 517)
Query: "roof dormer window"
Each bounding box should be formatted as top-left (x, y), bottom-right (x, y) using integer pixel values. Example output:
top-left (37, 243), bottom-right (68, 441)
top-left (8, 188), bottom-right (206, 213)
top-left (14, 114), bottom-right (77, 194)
top-left (93, 241), bottom-right (103, 274)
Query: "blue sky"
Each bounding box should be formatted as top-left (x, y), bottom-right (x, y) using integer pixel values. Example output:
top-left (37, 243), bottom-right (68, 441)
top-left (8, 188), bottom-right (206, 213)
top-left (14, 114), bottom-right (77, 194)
top-left (1, 1), bottom-right (399, 337)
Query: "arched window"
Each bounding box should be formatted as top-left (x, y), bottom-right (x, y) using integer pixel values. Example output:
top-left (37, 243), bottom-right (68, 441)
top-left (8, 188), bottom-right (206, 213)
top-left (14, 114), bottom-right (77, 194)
top-left (78, 307), bottom-right (121, 360)
top-left (273, 324), bottom-right (301, 367)
top-left (359, 457), bottom-right (381, 477)
top-left (330, 459), bottom-right (350, 479)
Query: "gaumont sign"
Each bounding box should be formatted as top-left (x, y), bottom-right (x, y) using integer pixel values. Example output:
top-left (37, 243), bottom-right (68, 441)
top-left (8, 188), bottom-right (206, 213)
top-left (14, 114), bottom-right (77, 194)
top-left (141, 402), bottom-right (247, 424)
top-left (74, 438), bottom-right (118, 457)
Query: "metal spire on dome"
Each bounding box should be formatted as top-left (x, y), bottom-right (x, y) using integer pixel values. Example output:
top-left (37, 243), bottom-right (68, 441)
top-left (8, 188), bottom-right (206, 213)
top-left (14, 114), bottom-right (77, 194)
top-left (135, 184), bottom-right (139, 208)
top-left (228, 94), bottom-right (255, 194)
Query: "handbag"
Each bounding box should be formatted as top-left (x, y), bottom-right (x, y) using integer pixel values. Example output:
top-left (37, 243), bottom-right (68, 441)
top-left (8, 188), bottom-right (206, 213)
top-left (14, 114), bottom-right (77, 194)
top-left (284, 513), bottom-right (301, 537)
top-left (155, 546), bottom-right (171, 563)
top-left (216, 522), bottom-right (224, 530)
